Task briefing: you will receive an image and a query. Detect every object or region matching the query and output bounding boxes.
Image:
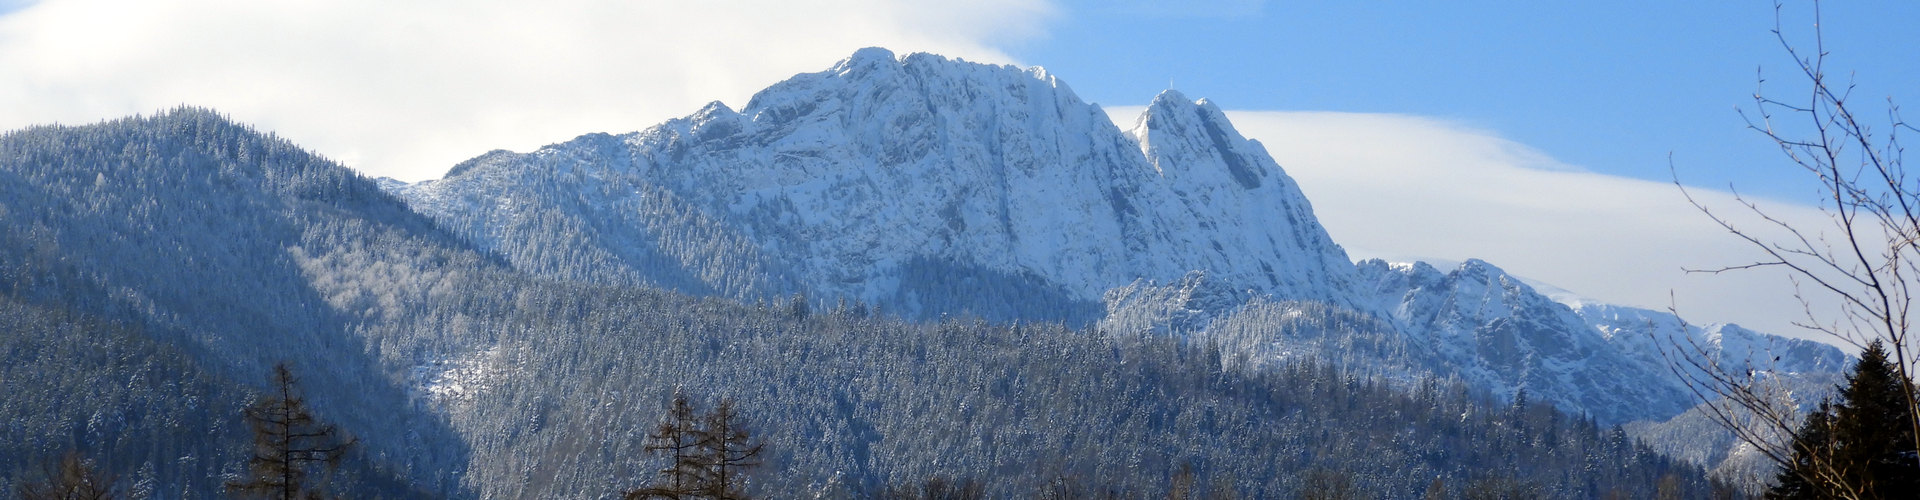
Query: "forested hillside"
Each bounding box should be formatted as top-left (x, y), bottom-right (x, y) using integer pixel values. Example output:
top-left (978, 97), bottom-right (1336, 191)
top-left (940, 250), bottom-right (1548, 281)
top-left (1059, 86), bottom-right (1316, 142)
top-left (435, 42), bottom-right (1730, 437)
top-left (0, 108), bottom-right (1731, 497)
top-left (0, 108), bottom-right (490, 496)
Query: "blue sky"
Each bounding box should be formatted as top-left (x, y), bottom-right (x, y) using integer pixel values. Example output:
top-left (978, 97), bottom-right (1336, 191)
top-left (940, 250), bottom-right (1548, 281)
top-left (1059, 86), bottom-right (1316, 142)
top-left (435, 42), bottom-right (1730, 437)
top-left (5, 0), bottom-right (1911, 197)
top-left (0, 0), bottom-right (1907, 342)
top-left (1015, 1), bottom-right (1920, 204)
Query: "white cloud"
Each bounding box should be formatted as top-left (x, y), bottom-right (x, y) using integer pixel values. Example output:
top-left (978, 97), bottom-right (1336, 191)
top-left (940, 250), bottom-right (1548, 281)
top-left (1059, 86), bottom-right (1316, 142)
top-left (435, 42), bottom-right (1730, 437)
top-left (0, 0), bottom-right (1055, 181)
top-left (1107, 106), bottom-right (1846, 343)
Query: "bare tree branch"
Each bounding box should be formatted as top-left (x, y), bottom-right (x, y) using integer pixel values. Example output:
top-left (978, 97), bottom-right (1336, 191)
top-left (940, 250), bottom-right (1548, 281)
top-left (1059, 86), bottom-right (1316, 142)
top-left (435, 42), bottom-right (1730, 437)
top-left (1667, 1), bottom-right (1920, 495)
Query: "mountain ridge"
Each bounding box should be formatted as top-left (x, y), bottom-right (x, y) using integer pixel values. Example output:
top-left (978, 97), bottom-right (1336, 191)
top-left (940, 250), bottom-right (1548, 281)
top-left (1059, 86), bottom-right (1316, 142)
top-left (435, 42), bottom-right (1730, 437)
top-left (383, 48), bottom-right (1849, 430)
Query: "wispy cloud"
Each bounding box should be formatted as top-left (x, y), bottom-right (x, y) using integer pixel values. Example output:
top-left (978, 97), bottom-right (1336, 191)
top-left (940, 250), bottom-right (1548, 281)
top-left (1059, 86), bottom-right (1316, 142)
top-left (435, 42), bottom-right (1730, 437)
top-left (1109, 106), bottom-right (1840, 343)
top-left (0, 0), bottom-right (1056, 181)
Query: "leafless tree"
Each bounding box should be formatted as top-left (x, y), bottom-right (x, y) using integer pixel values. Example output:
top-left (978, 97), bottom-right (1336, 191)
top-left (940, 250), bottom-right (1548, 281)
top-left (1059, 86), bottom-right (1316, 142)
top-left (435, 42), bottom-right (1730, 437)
top-left (695, 399), bottom-right (764, 500)
top-left (628, 393), bottom-right (706, 500)
top-left (225, 363), bottom-right (358, 500)
top-left (625, 393), bottom-right (764, 500)
top-left (1669, 0), bottom-right (1920, 496)
top-left (17, 451), bottom-right (120, 500)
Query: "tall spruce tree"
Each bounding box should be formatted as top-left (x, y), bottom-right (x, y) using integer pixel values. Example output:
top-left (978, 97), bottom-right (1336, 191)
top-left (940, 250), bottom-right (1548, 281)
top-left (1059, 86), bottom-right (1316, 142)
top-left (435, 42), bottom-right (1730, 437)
top-left (1769, 342), bottom-right (1918, 498)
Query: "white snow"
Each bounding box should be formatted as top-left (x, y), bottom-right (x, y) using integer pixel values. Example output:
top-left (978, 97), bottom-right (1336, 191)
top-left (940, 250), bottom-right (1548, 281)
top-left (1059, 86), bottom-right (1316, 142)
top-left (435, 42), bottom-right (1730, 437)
top-left (411, 347), bottom-right (503, 406)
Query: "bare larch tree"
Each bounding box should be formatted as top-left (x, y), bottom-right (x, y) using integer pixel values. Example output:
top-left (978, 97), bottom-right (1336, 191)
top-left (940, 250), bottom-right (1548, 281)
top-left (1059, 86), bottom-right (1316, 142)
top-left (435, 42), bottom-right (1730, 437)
top-left (225, 363), bottom-right (357, 500)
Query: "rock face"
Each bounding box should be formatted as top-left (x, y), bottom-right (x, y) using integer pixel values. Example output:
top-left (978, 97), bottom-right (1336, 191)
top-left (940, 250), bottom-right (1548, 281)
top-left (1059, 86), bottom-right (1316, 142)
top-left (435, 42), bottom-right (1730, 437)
top-left (389, 48), bottom-right (1360, 322)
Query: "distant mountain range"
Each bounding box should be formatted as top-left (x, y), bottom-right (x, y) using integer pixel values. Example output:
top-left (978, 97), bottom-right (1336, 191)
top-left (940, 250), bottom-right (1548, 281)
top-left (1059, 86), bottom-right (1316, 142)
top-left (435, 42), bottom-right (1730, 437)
top-left (0, 48), bottom-right (1841, 496)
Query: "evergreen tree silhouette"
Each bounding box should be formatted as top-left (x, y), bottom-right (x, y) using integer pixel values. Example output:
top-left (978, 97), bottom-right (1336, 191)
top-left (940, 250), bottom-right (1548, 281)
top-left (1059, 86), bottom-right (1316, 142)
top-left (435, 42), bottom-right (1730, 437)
top-left (1770, 342), bottom-right (1919, 498)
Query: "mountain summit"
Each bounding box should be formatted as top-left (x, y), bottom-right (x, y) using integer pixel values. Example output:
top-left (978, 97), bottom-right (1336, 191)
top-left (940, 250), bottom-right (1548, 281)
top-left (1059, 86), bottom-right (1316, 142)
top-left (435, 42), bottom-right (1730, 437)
top-left (390, 48), bottom-right (1360, 321)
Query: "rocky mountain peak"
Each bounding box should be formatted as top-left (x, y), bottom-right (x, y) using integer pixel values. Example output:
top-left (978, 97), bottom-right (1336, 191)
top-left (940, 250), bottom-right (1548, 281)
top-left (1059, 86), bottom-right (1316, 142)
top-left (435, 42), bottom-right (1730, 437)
top-left (392, 48), bottom-right (1363, 320)
top-left (1130, 89), bottom-right (1270, 190)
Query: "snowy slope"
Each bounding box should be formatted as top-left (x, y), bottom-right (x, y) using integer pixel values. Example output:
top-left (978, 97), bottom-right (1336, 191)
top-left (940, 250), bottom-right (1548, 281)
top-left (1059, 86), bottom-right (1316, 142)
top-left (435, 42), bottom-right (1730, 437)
top-left (1563, 297), bottom-right (1848, 379)
top-left (1350, 258), bottom-right (1693, 423)
top-left (390, 48), bottom-right (1360, 320)
top-left (1345, 258), bottom-right (1849, 424)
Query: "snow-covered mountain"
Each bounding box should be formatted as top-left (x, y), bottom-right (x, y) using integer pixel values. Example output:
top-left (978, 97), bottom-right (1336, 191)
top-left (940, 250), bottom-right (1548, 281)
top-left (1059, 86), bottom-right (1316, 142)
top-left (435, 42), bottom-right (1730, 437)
top-left (1094, 256), bottom-right (1849, 427)
top-left (0, 106), bottom-right (1723, 498)
top-left (1565, 291), bottom-right (1851, 476)
top-left (1352, 257), bottom-right (1847, 425)
top-left (389, 48), bottom-right (1361, 322)
top-left (1351, 258), bottom-right (1694, 423)
top-left (1564, 296), bottom-right (1848, 380)
top-left (0, 50), bottom-right (1856, 495)
top-left (386, 48), bottom-right (1851, 428)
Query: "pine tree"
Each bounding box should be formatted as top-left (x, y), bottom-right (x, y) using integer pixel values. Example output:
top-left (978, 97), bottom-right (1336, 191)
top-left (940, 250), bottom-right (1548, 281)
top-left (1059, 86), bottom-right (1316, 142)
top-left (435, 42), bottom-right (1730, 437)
top-left (1769, 342), bottom-right (1919, 498)
top-left (1831, 342), bottom-right (1920, 497)
top-left (1423, 478), bottom-right (1448, 500)
top-left (1166, 464), bottom-right (1197, 500)
top-left (225, 363), bottom-right (357, 500)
